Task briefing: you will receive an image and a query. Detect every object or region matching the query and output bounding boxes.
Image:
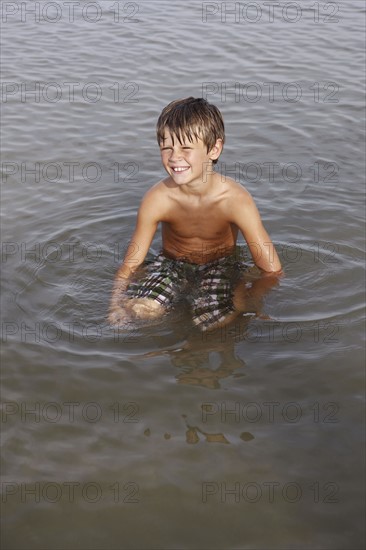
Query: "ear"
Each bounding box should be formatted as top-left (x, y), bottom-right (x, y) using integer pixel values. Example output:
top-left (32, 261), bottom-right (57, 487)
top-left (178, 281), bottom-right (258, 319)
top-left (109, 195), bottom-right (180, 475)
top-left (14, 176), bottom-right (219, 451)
top-left (209, 138), bottom-right (223, 161)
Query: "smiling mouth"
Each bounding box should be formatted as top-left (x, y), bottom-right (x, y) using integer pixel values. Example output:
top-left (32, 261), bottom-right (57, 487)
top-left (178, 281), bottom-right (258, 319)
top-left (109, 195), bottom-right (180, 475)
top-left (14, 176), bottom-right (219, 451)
top-left (172, 166), bottom-right (190, 173)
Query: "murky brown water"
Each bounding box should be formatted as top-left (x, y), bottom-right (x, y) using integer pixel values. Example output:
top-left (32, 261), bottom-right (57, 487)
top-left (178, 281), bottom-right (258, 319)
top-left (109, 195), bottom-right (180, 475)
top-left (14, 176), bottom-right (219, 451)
top-left (1, 1), bottom-right (365, 548)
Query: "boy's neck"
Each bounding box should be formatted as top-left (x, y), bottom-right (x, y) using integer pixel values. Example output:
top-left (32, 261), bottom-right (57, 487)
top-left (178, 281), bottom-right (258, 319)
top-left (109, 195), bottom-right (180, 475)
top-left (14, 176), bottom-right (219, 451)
top-left (177, 170), bottom-right (220, 198)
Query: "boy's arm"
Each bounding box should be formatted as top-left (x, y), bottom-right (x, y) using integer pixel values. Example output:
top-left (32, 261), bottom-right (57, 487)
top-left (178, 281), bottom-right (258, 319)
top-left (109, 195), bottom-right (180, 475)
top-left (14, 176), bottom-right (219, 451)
top-left (230, 188), bottom-right (282, 274)
top-left (109, 188), bottom-right (162, 314)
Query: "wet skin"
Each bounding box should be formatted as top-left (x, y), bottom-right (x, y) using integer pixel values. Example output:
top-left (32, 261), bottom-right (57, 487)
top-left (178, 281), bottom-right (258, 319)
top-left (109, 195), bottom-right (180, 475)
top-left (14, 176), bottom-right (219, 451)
top-left (109, 131), bottom-right (282, 326)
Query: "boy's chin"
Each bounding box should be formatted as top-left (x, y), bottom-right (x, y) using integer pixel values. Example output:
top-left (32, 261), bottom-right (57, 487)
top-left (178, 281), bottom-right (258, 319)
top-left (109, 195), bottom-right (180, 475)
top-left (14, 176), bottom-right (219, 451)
top-left (169, 172), bottom-right (192, 184)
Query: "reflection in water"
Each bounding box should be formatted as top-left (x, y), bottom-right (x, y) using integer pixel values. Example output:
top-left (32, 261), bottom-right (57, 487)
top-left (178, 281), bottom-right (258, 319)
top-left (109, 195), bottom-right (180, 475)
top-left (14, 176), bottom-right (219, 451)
top-left (133, 269), bottom-right (279, 389)
top-left (131, 310), bottom-right (251, 388)
top-left (132, 272), bottom-right (277, 443)
top-left (185, 424), bottom-right (230, 445)
top-left (172, 324), bottom-right (248, 389)
top-left (182, 414), bottom-right (253, 445)
top-left (142, 414), bottom-right (254, 445)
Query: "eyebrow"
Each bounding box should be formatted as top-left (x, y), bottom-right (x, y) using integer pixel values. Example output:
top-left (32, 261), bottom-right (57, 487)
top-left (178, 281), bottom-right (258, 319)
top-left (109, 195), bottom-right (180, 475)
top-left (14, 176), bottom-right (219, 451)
top-left (160, 144), bottom-right (193, 149)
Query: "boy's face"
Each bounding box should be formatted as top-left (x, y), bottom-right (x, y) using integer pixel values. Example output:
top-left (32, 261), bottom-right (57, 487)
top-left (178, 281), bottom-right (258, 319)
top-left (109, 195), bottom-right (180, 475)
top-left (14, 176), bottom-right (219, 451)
top-left (159, 128), bottom-right (222, 187)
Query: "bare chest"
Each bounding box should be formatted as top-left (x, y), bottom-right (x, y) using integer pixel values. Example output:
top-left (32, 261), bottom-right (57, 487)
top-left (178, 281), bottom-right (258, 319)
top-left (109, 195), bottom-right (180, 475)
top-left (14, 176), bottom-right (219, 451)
top-left (162, 199), bottom-right (232, 239)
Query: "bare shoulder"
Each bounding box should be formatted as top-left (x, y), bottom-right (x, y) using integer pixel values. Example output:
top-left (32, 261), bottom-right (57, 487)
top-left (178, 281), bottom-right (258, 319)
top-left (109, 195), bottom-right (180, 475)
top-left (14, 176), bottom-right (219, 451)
top-left (222, 177), bottom-right (256, 208)
top-left (137, 179), bottom-right (171, 221)
top-left (142, 180), bottom-right (167, 203)
top-left (219, 176), bottom-right (264, 228)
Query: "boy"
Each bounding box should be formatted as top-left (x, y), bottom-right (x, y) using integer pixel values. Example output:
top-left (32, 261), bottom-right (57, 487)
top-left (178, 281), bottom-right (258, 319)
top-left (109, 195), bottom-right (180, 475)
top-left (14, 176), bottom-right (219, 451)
top-left (109, 97), bottom-right (282, 330)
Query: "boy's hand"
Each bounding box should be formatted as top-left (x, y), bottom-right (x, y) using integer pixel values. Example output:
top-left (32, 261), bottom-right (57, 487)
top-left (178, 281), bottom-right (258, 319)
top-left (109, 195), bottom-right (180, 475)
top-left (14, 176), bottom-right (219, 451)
top-left (113, 276), bottom-right (129, 293)
top-left (108, 306), bottom-right (128, 326)
top-left (108, 276), bottom-right (130, 325)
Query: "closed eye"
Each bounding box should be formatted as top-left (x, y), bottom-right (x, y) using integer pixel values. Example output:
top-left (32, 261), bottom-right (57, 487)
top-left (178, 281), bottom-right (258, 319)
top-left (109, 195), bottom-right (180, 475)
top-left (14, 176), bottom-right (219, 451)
top-left (160, 146), bottom-right (192, 151)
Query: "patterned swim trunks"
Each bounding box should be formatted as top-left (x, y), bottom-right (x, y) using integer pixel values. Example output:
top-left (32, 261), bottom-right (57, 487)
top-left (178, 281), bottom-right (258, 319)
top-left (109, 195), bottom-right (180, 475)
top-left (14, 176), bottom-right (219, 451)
top-left (125, 251), bottom-right (249, 330)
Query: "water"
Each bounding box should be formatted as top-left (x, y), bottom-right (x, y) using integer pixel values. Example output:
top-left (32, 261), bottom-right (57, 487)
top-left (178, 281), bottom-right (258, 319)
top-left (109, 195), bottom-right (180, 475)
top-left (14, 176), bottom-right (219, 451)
top-left (1, 1), bottom-right (365, 548)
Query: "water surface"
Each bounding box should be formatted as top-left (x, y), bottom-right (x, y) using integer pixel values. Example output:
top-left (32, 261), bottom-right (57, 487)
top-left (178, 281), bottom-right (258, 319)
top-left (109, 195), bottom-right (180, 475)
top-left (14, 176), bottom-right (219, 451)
top-left (1, 1), bottom-right (365, 548)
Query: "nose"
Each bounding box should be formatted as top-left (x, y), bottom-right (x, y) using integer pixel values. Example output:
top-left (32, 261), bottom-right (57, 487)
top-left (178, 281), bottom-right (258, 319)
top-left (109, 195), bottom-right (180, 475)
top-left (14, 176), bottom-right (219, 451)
top-left (169, 148), bottom-right (182, 162)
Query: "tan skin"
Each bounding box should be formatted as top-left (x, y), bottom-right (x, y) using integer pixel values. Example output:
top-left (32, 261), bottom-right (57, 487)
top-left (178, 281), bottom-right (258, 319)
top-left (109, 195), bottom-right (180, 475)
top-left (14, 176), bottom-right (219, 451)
top-left (109, 130), bottom-right (282, 325)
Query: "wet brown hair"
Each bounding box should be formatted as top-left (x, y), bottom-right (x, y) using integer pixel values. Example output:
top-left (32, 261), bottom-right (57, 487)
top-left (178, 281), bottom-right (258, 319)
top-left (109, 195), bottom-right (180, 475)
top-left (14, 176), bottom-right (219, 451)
top-left (156, 97), bottom-right (225, 164)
